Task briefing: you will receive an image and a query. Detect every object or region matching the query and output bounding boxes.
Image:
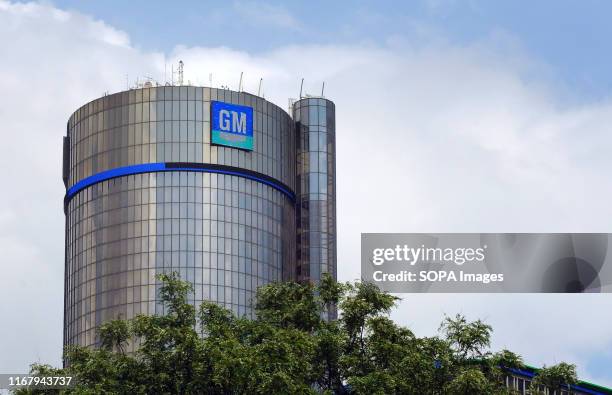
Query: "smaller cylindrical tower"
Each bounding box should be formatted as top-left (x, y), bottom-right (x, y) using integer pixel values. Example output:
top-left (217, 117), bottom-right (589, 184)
top-left (293, 98), bottom-right (337, 293)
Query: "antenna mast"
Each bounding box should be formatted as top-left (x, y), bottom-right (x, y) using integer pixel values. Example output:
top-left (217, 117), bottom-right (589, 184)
top-left (238, 72), bottom-right (243, 92)
top-left (178, 60), bottom-right (184, 86)
top-left (299, 78), bottom-right (304, 99)
top-left (257, 78), bottom-right (263, 96)
top-left (321, 82), bottom-right (325, 97)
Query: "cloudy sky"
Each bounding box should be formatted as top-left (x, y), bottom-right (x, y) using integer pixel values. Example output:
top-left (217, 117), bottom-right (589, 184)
top-left (1, 0), bottom-right (612, 387)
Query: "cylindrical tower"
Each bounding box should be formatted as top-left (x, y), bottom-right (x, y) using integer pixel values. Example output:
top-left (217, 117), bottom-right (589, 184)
top-left (293, 98), bottom-right (337, 294)
top-left (63, 86), bottom-right (297, 350)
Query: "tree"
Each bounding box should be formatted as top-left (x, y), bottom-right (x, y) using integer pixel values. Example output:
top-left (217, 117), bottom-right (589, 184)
top-left (444, 368), bottom-right (495, 395)
top-left (439, 314), bottom-right (492, 361)
top-left (530, 362), bottom-right (578, 395)
top-left (14, 274), bottom-right (580, 394)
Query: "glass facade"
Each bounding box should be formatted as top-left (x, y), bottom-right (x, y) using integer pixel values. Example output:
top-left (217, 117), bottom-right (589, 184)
top-left (293, 98), bottom-right (337, 286)
top-left (66, 86), bottom-right (295, 189)
top-left (63, 86), bottom-right (335, 350)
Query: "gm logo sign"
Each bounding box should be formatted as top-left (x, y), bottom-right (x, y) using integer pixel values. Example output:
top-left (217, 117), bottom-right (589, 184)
top-left (211, 101), bottom-right (253, 151)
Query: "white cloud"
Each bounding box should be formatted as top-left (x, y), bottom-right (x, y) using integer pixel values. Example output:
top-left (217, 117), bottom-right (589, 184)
top-left (0, 0), bottom-right (163, 373)
top-left (1, 0), bottom-right (611, 387)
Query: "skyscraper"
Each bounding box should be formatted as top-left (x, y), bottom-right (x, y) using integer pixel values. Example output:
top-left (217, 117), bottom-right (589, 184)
top-left (62, 86), bottom-right (336, 349)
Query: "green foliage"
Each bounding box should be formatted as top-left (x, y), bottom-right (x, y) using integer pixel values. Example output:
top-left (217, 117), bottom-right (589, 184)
top-left (530, 362), bottom-right (578, 393)
top-left (254, 280), bottom-right (321, 331)
top-left (491, 349), bottom-right (524, 370)
top-left (15, 274), bottom-right (580, 394)
top-left (439, 313), bottom-right (492, 361)
top-left (444, 368), bottom-right (495, 395)
top-left (98, 320), bottom-right (129, 353)
top-left (481, 349), bottom-right (525, 390)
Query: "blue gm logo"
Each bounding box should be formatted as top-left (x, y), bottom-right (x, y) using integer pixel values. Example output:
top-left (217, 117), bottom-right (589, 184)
top-left (211, 101), bottom-right (253, 151)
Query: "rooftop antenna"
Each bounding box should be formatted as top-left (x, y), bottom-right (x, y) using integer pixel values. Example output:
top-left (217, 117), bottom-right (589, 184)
top-left (238, 72), bottom-right (243, 92)
top-left (178, 60), bottom-right (184, 86)
top-left (321, 81), bottom-right (325, 97)
top-left (257, 78), bottom-right (263, 96)
top-left (299, 78), bottom-right (304, 99)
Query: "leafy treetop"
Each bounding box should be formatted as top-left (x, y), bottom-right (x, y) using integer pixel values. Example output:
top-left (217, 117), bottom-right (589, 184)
top-left (15, 273), bottom-right (578, 395)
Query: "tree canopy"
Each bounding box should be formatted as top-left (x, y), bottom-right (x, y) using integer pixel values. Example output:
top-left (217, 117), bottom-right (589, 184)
top-left (15, 273), bottom-right (579, 394)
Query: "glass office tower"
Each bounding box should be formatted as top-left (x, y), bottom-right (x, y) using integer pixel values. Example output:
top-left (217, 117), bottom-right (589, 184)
top-left (62, 86), bottom-right (335, 349)
top-left (293, 98), bottom-right (336, 286)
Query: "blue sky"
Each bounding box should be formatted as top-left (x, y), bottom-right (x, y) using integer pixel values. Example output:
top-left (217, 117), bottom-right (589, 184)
top-left (53, 0), bottom-right (612, 100)
top-left (1, 0), bottom-right (612, 389)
